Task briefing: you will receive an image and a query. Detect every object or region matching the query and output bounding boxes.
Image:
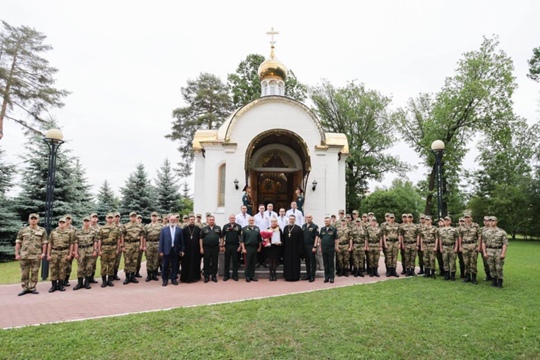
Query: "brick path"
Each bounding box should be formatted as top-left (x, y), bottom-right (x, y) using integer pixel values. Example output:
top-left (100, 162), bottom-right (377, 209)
top-left (0, 259), bottom-right (406, 329)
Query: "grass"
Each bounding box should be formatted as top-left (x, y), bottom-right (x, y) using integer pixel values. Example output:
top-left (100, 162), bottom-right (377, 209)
top-left (1, 241), bottom-right (539, 359)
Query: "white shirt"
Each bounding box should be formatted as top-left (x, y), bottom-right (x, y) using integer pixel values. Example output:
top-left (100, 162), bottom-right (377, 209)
top-left (235, 212), bottom-right (249, 227)
top-left (266, 211), bottom-right (278, 220)
top-left (254, 212), bottom-right (269, 230)
top-left (277, 216), bottom-right (288, 231)
top-left (169, 226), bottom-right (176, 247)
top-left (286, 208), bottom-right (304, 227)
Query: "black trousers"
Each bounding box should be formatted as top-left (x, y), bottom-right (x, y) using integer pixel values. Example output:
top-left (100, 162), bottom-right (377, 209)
top-left (162, 249), bottom-right (179, 281)
top-left (203, 245), bottom-right (219, 277)
top-left (304, 243), bottom-right (317, 277)
top-left (224, 244), bottom-right (239, 277)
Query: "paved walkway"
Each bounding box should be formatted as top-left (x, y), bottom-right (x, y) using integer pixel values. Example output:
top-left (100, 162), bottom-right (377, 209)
top-left (0, 259), bottom-right (405, 329)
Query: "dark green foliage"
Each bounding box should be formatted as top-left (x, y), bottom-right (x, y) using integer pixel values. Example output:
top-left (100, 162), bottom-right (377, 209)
top-left (527, 46), bottom-right (540, 82)
top-left (95, 180), bottom-right (119, 223)
top-left (361, 179), bottom-right (423, 220)
top-left (154, 158), bottom-right (181, 214)
top-left (119, 163), bottom-right (156, 221)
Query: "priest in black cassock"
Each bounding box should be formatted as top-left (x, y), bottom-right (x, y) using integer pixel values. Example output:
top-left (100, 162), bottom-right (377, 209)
top-left (180, 215), bottom-right (202, 283)
top-left (282, 214), bottom-right (304, 281)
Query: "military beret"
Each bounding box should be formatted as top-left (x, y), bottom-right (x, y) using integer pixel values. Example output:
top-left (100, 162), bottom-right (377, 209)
top-left (106, 213), bottom-right (114, 218)
top-left (129, 211), bottom-right (137, 217)
top-left (58, 217), bottom-right (66, 222)
top-left (28, 213), bottom-right (40, 220)
top-left (90, 213), bottom-right (98, 217)
top-left (83, 216), bottom-right (90, 221)
top-left (151, 211), bottom-right (159, 216)
top-left (352, 210), bottom-right (359, 215)
top-left (444, 216), bottom-right (452, 221)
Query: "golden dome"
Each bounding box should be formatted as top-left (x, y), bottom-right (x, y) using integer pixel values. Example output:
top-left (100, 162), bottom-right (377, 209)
top-left (258, 46), bottom-right (287, 81)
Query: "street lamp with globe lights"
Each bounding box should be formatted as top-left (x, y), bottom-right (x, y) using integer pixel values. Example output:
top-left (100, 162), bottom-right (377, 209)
top-left (41, 128), bottom-right (64, 280)
top-left (431, 140), bottom-right (445, 220)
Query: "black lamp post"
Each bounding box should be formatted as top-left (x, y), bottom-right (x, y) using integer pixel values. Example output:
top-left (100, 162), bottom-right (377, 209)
top-left (41, 128), bottom-right (64, 280)
top-left (431, 140), bottom-right (445, 220)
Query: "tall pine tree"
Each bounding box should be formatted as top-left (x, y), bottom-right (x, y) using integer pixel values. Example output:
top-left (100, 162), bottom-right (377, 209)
top-left (120, 163), bottom-right (156, 221)
top-left (155, 158), bottom-right (181, 214)
top-left (95, 180), bottom-right (119, 223)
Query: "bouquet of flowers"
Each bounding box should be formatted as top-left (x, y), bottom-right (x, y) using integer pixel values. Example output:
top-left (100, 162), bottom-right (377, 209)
top-left (260, 230), bottom-right (274, 247)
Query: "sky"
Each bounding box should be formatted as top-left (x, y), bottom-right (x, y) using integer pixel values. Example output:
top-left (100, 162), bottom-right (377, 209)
top-left (2, 0), bottom-right (539, 198)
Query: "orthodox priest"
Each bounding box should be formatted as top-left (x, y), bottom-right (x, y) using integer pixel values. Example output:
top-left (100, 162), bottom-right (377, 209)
top-left (282, 215), bottom-right (304, 281)
top-left (180, 215), bottom-right (202, 283)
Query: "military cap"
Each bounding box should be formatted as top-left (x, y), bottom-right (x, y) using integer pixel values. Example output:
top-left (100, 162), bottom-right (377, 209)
top-left (338, 209), bottom-right (345, 214)
top-left (352, 210), bottom-right (359, 215)
top-left (459, 218), bottom-right (465, 222)
top-left (425, 215), bottom-right (432, 220)
top-left (330, 214), bottom-right (336, 218)
top-left (83, 216), bottom-right (90, 221)
top-left (151, 211), bottom-right (159, 216)
top-left (129, 211), bottom-right (137, 217)
top-left (444, 216), bottom-right (452, 221)
top-left (483, 216), bottom-right (489, 220)
top-left (58, 217), bottom-right (66, 222)
top-left (64, 214), bottom-right (72, 220)
top-left (106, 213), bottom-right (115, 218)
top-left (489, 216), bottom-right (497, 221)
top-left (439, 218), bottom-right (445, 222)
top-left (407, 213), bottom-right (413, 218)
top-left (28, 213), bottom-right (40, 220)
top-left (206, 212), bottom-right (211, 217)
top-left (90, 213), bottom-right (98, 217)
top-left (346, 214), bottom-right (351, 218)
top-left (463, 210), bottom-right (471, 217)
top-left (196, 213), bottom-right (202, 218)
top-left (340, 218), bottom-right (347, 222)
top-left (388, 213), bottom-right (395, 218)
top-left (371, 217), bottom-right (377, 222)
top-left (355, 219), bottom-right (362, 223)
top-left (368, 212), bottom-right (374, 216)
top-left (182, 215), bottom-right (188, 220)
top-left (362, 213), bottom-right (368, 217)
top-left (420, 214), bottom-right (425, 219)
top-left (385, 213), bottom-right (390, 217)
top-left (402, 214), bottom-right (407, 218)
top-left (114, 212), bottom-right (120, 217)
top-left (136, 214), bottom-right (142, 219)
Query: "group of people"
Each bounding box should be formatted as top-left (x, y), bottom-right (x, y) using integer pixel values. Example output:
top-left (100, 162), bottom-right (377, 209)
top-left (14, 199), bottom-right (509, 296)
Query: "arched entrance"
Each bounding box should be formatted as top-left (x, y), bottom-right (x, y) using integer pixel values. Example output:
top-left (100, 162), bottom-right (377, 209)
top-left (245, 129), bottom-right (311, 210)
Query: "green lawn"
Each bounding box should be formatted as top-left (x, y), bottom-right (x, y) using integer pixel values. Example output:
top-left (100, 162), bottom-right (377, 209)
top-left (1, 241), bottom-right (539, 359)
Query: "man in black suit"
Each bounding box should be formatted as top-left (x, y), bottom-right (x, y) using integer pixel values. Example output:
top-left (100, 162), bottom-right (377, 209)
top-left (159, 213), bottom-right (185, 286)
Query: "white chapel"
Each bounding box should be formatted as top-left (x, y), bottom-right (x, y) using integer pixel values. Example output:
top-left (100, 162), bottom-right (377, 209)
top-left (192, 32), bottom-right (349, 225)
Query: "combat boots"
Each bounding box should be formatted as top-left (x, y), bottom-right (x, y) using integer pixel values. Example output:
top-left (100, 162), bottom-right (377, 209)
top-left (152, 272), bottom-right (159, 281)
top-left (444, 271), bottom-right (450, 281)
top-left (471, 273), bottom-right (477, 284)
top-left (131, 272), bottom-right (139, 283)
top-left (450, 272), bottom-right (456, 281)
top-left (497, 278), bottom-right (503, 288)
top-left (57, 281), bottom-right (66, 291)
top-left (431, 268), bottom-right (436, 279)
top-left (84, 277), bottom-right (91, 289)
top-left (373, 268), bottom-right (380, 277)
top-left (484, 272), bottom-right (492, 281)
top-left (392, 267), bottom-right (400, 278)
top-left (113, 271), bottom-right (120, 281)
top-left (418, 265), bottom-right (424, 275)
top-left (145, 272), bottom-right (152, 282)
top-left (424, 268), bottom-right (430, 278)
top-left (123, 273), bottom-right (131, 285)
top-left (49, 280), bottom-right (58, 293)
top-left (343, 269), bottom-right (349, 277)
top-left (89, 272), bottom-right (98, 283)
top-left (358, 269), bottom-right (364, 277)
top-left (491, 278), bottom-right (498, 287)
top-left (73, 277), bottom-right (84, 290)
top-left (107, 275), bottom-right (115, 287)
top-left (462, 273), bottom-right (471, 283)
top-left (101, 276), bottom-right (107, 288)
top-left (64, 275), bottom-right (70, 287)
top-left (135, 268), bottom-right (142, 278)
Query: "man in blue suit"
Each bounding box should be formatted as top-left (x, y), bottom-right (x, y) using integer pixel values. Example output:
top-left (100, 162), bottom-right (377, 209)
top-left (159, 214), bottom-right (185, 286)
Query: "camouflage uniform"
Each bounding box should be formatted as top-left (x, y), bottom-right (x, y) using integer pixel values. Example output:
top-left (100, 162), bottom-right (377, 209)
top-left (63, 223), bottom-right (77, 286)
top-left (419, 224), bottom-right (439, 278)
top-left (480, 222), bottom-right (492, 280)
top-left (336, 222), bottom-right (351, 277)
top-left (15, 224), bottom-right (47, 294)
top-left (113, 219), bottom-right (124, 280)
top-left (365, 225), bottom-right (382, 277)
top-left (89, 222), bottom-right (101, 283)
top-left (483, 224), bottom-right (508, 288)
top-left (459, 221), bottom-right (481, 283)
top-left (49, 227), bottom-right (74, 290)
top-left (74, 227), bottom-right (97, 289)
top-left (122, 218), bottom-right (145, 284)
top-left (350, 223), bottom-right (366, 277)
top-left (97, 222), bottom-right (121, 287)
top-left (382, 220), bottom-right (400, 277)
top-left (144, 221), bottom-right (163, 281)
top-left (439, 226), bottom-right (458, 280)
top-left (399, 223), bottom-right (419, 276)
top-left (417, 219), bottom-right (425, 274)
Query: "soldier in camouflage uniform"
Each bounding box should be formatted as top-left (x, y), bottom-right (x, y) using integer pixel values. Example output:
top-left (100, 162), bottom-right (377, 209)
top-left (63, 214), bottom-right (77, 287)
top-left (482, 216), bottom-right (508, 288)
top-left (145, 211), bottom-right (162, 281)
top-left (480, 216), bottom-right (492, 281)
top-left (382, 213), bottom-right (400, 277)
top-left (335, 218), bottom-right (352, 277)
top-left (73, 216), bottom-right (97, 290)
top-left (399, 214), bottom-right (419, 277)
top-left (399, 214), bottom-right (408, 274)
top-left (194, 213), bottom-right (203, 228)
top-left (458, 211), bottom-right (481, 284)
top-left (350, 219), bottom-right (366, 277)
top-left (88, 213), bottom-right (101, 283)
top-left (418, 215), bottom-right (439, 279)
top-left (97, 213), bottom-right (122, 287)
top-left (379, 213), bottom-right (390, 274)
top-left (14, 213), bottom-right (48, 296)
top-left (436, 217), bottom-right (445, 275)
top-left (417, 214), bottom-right (426, 275)
top-left (134, 214), bottom-right (146, 278)
top-left (122, 212), bottom-right (146, 284)
top-left (456, 217), bottom-right (466, 278)
top-left (365, 218), bottom-right (382, 277)
top-left (439, 216), bottom-right (458, 280)
top-left (47, 217), bottom-right (74, 292)
top-left (112, 212), bottom-right (123, 281)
